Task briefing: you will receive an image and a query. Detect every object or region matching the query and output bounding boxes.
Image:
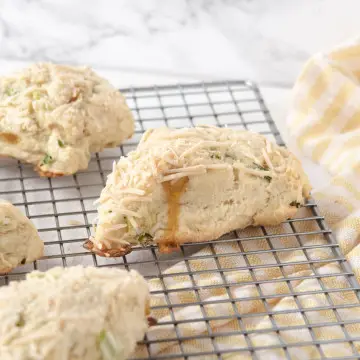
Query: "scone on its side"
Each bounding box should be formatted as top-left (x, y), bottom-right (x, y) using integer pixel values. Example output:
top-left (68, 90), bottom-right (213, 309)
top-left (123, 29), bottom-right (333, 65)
top-left (87, 126), bottom-right (311, 256)
top-left (0, 63), bottom-right (134, 177)
top-left (0, 201), bottom-right (43, 274)
top-left (0, 266), bottom-right (151, 360)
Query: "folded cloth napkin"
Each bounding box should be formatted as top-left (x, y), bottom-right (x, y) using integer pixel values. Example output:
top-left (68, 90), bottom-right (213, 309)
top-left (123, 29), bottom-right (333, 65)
top-left (134, 41), bottom-right (360, 360)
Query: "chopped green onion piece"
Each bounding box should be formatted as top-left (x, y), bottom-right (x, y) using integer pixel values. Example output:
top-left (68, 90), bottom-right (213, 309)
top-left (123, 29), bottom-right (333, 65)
top-left (210, 153), bottom-right (221, 160)
top-left (225, 152), bottom-right (236, 160)
top-left (264, 176), bottom-right (272, 183)
top-left (42, 153), bottom-right (54, 165)
top-left (44, 103), bottom-right (53, 111)
top-left (252, 162), bottom-right (271, 182)
top-left (137, 232), bottom-right (153, 246)
top-left (124, 217), bottom-right (132, 231)
top-left (4, 87), bottom-right (16, 96)
top-left (253, 162), bottom-right (268, 171)
top-left (98, 329), bottom-right (118, 358)
top-left (98, 329), bottom-right (106, 344)
top-left (32, 91), bottom-right (41, 100)
top-left (58, 140), bottom-right (65, 148)
top-left (16, 313), bottom-right (25, 327)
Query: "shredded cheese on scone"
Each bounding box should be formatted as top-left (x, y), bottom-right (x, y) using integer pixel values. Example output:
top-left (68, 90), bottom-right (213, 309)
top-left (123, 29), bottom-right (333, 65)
top-left (88, 126), bottom-right (311, 255)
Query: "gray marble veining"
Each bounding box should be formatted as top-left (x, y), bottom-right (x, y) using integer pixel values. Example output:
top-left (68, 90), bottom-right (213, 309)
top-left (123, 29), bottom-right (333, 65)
top-left (0, 0), bottom-right (358, 85)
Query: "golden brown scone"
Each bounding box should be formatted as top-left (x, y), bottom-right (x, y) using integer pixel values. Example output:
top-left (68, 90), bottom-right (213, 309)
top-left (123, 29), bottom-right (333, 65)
top-left (0, 63), bottom-right (134, 177)
top-left (0, 201), bottom-right (43, 274)
top-left (87, 126), bottom-right (311, 255)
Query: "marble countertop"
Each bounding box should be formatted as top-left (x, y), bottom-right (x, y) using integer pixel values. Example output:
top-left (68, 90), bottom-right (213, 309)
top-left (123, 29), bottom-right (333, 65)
top-left (0, 0), bottom-right (356, 187)
top-left (0, 0), bottom-right (359, 86)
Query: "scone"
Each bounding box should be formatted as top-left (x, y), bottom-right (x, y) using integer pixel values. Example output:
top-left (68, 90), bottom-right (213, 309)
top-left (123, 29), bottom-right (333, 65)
top-left (0, 201), bottom-right (43, 274)
top-left (0, 266), bottom-right (151, 360)
top-left (86, 126), bottom-right (311, 255)
top-left (0, 63), bottom-right (134, 177)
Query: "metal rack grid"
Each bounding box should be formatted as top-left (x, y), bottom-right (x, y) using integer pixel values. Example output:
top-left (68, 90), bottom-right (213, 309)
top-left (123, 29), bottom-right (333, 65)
top-left (1, 80), bottom-right (360, 359)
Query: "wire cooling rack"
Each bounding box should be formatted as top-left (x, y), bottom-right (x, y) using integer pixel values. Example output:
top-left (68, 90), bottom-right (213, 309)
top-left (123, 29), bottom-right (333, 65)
top-left (1, 80), bottom-right (360, 359)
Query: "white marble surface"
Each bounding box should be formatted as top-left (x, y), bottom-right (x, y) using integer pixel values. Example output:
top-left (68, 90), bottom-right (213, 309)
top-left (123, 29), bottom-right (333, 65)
top-left (0, 0), bottom-right (355, 184)
top-left (0, 0), bottom-right (359, 85)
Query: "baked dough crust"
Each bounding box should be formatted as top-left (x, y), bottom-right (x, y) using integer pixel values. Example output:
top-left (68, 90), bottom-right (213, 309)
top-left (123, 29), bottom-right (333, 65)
top-left (88, 126), bottom-right (311, 255)
top-left (0, 266), bottom-right (150, 360)
top-left (0, 63), bottom-right (134, 176)
top-left (0, 201), bottom-right (43, 274)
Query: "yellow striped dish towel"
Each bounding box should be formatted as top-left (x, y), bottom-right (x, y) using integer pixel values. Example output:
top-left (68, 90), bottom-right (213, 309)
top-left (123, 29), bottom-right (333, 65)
top-left (134, 42), bottom-right (360, 360)
top-left (287, 40), bottom-right (360, 279)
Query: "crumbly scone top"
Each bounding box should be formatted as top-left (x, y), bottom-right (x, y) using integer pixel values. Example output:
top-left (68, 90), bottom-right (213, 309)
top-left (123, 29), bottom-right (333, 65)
top-left (91, 126), bottom-right (311, 251)
top-left (0, 266), bottom-right (149, 360)
top-left (0, 63), bottom-right (134, 175)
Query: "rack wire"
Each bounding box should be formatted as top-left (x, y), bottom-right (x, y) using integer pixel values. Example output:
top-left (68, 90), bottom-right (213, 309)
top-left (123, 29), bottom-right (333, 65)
top-left (1, 80), bottom-right (360, 359)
